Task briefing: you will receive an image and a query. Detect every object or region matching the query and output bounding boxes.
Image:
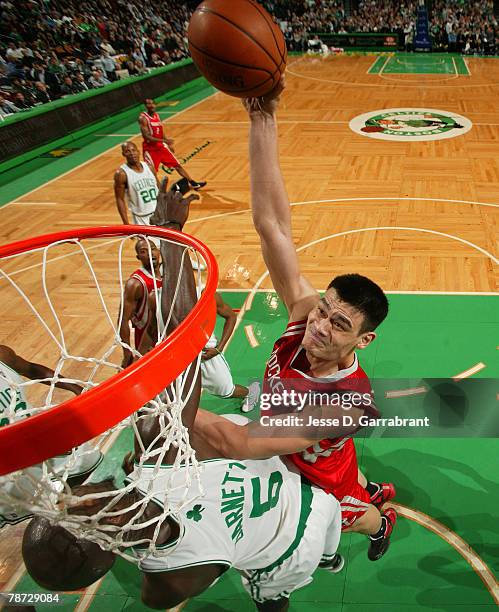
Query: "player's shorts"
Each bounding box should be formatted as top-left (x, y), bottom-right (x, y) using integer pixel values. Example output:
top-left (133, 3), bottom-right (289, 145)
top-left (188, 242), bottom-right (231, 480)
top-left (240, 476), bottom-right (341, 603)
top-left (131, 210), bottom-right (154, 226)
top-left (143, 144), bottom-right (180, 172)
top-left (201, 353), bottom-right (235, 398)
top-left (291, 438), bottom-right (371, 530)
top-left (339, 482), bottom-right (371, 529)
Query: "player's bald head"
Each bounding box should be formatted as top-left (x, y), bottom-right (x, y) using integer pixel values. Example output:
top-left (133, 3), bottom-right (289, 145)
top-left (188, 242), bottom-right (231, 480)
top-left (121, 141), bottom-right (138, 154)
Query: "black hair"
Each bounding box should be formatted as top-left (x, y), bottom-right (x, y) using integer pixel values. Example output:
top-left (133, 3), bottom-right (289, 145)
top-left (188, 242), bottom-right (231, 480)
top-left (327, 274), bottom-right (388, 333)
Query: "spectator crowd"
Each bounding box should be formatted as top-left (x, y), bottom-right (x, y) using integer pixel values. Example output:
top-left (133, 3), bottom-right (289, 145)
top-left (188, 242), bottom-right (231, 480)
top-left (0, 0), bottom-right (192, 117)
top-left (430, 0), bottom-right (497, 54)
top-left (1, 0), bottom-right (498, 118)
top-left (264, 0), bottom-right (496, 54)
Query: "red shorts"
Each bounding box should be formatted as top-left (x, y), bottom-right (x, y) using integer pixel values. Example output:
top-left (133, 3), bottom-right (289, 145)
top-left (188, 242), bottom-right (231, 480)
top-left (290, 438), bottom-right (370, 530)
top-left (143, 144), bottom-right (180, 172)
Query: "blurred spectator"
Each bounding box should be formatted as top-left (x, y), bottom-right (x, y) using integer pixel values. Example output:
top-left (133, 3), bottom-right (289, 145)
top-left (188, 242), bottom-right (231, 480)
top-left (33, 81), bottom-right (51, 104)
top-left (13, 92), bottom-right (33, 109)
top-left (0, 94), bottom-right (19, 117)
top-left (99, 51), bottom-right (117, 81)
top-left (74, 72), bottom-right (89, 91)
top-left (88, 68), bottom-right (110, 88)
top-left (134, 59), bottom-right (149, 75)
top-left (60, 75), bottom-right (79, 95)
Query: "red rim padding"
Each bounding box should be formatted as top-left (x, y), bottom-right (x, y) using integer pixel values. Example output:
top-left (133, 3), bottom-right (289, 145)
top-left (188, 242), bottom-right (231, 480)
top-left (0, 226), bottom-right (218, 475)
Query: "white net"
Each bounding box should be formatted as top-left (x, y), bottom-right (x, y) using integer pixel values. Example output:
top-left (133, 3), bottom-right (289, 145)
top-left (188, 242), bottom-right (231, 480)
top-left (0, 231), bottom-right (209, 562)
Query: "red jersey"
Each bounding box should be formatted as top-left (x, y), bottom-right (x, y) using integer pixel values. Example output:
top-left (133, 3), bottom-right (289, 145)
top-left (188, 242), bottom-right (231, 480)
top-left (264, 320), bottom-right (378, 500)
top-left (140, 111), bottom-right (164, 149)
top-left (129, 268), bottom-right (162, 349)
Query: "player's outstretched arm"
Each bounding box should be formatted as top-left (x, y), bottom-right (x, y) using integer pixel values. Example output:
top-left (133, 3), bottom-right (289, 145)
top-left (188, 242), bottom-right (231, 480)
top-left (194, 404), bottom-right (366, 460)
top-left (244, 80), bottom-right (319, 321)
top-left (0, 345), bottom-right (82, 395)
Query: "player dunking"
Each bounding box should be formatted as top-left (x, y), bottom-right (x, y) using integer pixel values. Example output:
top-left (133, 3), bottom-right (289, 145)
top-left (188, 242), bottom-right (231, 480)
top-left (195, 79), bottom-right (397, 561)
top-left (139, 98), bottom-right (207, 190)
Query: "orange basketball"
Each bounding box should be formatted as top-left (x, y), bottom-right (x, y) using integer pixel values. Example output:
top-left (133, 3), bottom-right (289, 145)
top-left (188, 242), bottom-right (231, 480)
top-left (187, 0), bottom-right (287, 98)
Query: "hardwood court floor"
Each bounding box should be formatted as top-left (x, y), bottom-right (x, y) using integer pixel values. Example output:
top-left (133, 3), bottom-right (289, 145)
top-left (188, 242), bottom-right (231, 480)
top-left (0, 54), bottom-right (498, 610)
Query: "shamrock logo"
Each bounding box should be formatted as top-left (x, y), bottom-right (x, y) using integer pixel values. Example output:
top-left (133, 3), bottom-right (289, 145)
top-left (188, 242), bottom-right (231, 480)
top-left (186, 504), bottom-right (205, 522)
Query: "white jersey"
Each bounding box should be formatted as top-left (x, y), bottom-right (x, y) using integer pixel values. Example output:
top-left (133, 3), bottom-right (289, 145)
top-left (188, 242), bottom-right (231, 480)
top-left (0, 359), bottom-right (29, 424)
top-left (129, 454), bottom-right (340, 574)
top-left (121, 162), bottom-right (158, 217)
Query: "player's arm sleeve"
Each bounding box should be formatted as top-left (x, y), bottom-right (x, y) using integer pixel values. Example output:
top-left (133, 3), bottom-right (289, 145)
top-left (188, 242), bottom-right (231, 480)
top-left (142, 564), bottom-right (226, 609)
top-left (248, 113), bottom-right (319, 319)
top-left (114, 169), bottom-right (129, 224)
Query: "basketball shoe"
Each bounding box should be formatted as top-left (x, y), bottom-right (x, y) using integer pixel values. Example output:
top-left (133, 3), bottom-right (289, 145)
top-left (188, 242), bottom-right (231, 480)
top-left (368, 508), bottom-right (397, 561)
top-left (319, 553), bottom-right (345, 574)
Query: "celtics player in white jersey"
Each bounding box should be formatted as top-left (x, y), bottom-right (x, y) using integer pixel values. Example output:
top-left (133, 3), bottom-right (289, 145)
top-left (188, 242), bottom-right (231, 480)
top-left (21, 190), bottom-right (343, 611)
top-left (114, 141), bottom-right (159, 226)
top-left (22, 417), bottom-right (343, 610)
top-left (0, 345), bottom-right (103, 527)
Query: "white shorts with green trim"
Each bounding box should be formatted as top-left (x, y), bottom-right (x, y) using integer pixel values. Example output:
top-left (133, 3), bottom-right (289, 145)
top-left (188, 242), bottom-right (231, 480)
top-left (240, 481), bottom-right (341, 603)
top-left (201, 353), bottom-right (235, 398)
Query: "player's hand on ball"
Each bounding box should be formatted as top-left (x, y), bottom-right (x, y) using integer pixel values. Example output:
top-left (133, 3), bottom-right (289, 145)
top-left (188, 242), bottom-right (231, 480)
top-left (243, 75), bottom-right (285, 117)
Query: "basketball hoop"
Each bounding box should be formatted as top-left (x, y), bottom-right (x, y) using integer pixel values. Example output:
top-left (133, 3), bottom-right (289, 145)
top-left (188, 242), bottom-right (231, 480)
top-left (0, 226), bottom-right (218, 474)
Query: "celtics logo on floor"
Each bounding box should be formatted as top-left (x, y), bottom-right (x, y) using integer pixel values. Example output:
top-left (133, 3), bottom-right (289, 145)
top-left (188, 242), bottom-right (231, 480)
top-left (349, 108), bottom-right (472, 141)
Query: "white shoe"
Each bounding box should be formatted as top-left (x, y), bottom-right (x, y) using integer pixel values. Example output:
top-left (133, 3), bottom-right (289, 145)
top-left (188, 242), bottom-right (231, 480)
top-left (241, 381), bottom-right (260, 413)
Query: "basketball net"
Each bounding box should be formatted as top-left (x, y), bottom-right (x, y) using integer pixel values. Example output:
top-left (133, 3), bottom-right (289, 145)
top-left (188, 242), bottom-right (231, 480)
top-left (0, 228), bottom-right (216, 563)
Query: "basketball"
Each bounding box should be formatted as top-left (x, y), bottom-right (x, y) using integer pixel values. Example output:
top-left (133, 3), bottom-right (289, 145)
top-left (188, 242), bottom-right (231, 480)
top-left (187, 0), bottom-right (287, 98)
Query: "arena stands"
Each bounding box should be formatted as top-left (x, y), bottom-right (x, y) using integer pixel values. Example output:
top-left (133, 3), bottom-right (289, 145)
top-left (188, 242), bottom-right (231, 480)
top-left (1, 0), bottom-right (498, 118)
top-left (0, 0), bottom-right (192, 117)
top-left (430, 0), bottom-right (497, 54)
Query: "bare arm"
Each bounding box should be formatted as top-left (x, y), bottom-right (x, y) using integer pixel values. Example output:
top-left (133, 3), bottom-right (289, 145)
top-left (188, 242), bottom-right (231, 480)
top-left (213, 292), bottom-right (236, 352)
top-left (114, 169), bottom-right (129, 224)
top-left (119, 278), bottom-right (142, 368)
top-left (245, 82), bottom-right (319, 320)
top-left (142, 564), bottom-right (226, 609)
top-left (194, 403), bottom-right (365, 460)
top-left (0, 345), bottom-right (81, 395)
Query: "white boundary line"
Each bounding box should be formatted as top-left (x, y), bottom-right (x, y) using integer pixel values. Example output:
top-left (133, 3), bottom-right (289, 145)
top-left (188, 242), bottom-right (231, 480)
top-left (232, 224), bottom-right (498, 342)
top-left (451, 56), bottom-right (458, 76)
top-left (378, 55), bottom-right (391, 76)
top-left (0, 90), bottom-right (220, 211)
top-left (452, 362), bottom-right (487, 381)
top-left (391, 503), bottom-right (499, 605)
top-left (286, 61), bottom-right (493, 89)
top-left (463, 56), bottom-right (471, 75)
top-left (186, 196), bottom-right (499, 226)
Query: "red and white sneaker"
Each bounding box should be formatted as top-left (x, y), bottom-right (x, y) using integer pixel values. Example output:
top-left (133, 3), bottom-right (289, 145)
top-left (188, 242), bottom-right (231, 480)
top-left (368, 508), bottom-right (397, 561)
top-left (369, 482), bottom-right (396, 509)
